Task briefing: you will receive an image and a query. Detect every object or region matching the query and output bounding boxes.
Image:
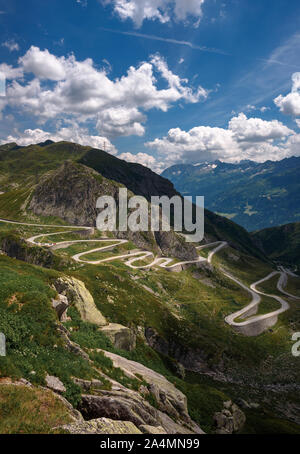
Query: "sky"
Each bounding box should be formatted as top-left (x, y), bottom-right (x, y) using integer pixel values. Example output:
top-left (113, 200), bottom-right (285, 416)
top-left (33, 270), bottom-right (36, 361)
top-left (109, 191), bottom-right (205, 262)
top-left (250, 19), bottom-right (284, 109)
top-left (0, 0), bottom-right (300, 173)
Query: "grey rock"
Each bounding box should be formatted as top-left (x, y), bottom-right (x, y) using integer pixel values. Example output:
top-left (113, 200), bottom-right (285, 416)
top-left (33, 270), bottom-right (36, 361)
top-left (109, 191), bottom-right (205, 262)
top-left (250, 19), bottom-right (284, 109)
top-left (45, 374), bottom-right (66, 394)
top-left (61, 417), bottom-right (142, 434)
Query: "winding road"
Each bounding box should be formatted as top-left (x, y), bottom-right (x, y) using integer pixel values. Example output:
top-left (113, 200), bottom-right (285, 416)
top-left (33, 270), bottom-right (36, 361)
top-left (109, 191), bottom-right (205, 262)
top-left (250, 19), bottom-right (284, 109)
top-left (1, 218), bottom-right (299, 336)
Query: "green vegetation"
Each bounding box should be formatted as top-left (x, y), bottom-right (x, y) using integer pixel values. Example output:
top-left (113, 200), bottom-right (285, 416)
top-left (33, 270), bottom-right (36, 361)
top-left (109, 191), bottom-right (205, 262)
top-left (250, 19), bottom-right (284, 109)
top-left (252, 222), bottom-right (300, 272)
top-left (0, 385), bottom-right (72, 434)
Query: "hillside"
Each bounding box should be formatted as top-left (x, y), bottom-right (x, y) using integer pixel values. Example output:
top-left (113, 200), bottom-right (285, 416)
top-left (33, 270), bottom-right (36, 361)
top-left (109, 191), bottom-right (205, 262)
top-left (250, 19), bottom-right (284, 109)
top-left (162, 158), bottom-right (300, 231)
top-left (0, 141), bottom-right (299, 434)
top-left (0, 141), bottom-right (265, 260)
top-left (252, 222), bottom-right (300, 272)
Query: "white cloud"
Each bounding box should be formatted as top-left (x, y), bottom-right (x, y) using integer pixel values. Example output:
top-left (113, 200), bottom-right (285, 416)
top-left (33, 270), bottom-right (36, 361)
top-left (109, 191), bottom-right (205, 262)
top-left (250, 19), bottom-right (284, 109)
top-left (2, 39), bottom-right (19, 52)
top-left (274, 72), bottom-right (300, 116)
top-left (178, 58), bottom-right (184, 64)
top-left (103, 0), bottom-right (205, 28)
top-left (19, 46), bottom-right (67, 81)
top-left (1, 47), bottom-right (207, 139)
top-left (295, 119), bottom-right (300, 128)
top-left (228, 113), bottom-right (293, 143)
top-left (0, 63), bottom-right (23, 79)
top-left (96, 107), bottom-right (146, 137)
top-left (146, 113), bottom-right (296, 165)
top-left (1, 126), bottom-right (117, 153)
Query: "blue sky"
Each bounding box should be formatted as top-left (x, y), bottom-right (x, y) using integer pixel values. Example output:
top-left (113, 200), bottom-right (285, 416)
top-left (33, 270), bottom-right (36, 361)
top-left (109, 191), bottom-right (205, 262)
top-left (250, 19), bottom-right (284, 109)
top-left (0, 0), bottom-right (300, 172)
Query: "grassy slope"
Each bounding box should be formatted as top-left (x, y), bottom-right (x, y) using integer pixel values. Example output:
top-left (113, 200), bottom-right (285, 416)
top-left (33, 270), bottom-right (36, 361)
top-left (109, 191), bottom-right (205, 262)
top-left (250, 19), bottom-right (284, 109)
top-left (252, 222), bottom-right (300, 271)
top-left (0, 142), bottom-right (299, 433)
top-left (0, 385), bottom-right (73, 434)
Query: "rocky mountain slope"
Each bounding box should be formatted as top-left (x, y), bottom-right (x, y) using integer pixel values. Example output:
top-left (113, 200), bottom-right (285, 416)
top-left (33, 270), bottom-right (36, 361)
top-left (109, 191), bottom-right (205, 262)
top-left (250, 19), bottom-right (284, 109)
top-left (0, 141), bottom-right (266, 260)
top-left (0, 141), bottom-right (299, 434)
top-left (252, 222), bottom-right (300, 272)
top-left (162, 157), bottom-right (300, 231)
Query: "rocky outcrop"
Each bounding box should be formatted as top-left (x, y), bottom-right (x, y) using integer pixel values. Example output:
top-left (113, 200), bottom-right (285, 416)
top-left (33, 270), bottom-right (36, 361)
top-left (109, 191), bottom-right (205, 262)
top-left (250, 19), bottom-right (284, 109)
top-left (213, 400), bottom-right (246, 434)
top-left (140, 425), bottom-right (167, 434)
top-left (100, 324), bottom-right (136, 351)
top-left (51, 294), bottom-right (69, 321)
top-left (154, 231), bottom-right (198, 261)
top-left (1, 234), bottom-right (64, 269)
top-left (54, 276), bottom-right (107, 327)
top-left (61, 417), bottom-right (142, 434)
top-left (45, 375), bottom-right (66, 394)
top-left (145, 327), bottom-right (212, 374)
top-left (97, 350), bottom-right (203, 434)
top-left (28, 160), bottom-right (198, 260)
top-left (78, 389), bottom-right (203, 434)
top-left (56, 324), bottom-right (90, 361)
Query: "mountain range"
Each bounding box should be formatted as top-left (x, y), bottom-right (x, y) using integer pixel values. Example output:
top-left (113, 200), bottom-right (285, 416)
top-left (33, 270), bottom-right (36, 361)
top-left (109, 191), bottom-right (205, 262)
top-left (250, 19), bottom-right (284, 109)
top-left (162, 157), bottom-right (300, 232)
top-left (0, 141), bottom-right (299, 435)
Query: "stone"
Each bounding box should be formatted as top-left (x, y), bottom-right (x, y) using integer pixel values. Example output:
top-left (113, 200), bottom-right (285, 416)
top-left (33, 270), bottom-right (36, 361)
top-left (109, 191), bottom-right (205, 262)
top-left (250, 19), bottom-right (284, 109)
top-left (100, 323), bottom-right (136, 351)
top-left (51, 294), bottom-right (69, 321)
top-left (140, 425), bottom-right (167, 434)
top-left (213, 401), bottom-right (246, 434)
top-left (45, 374), bottom-right (66, 394)
top-left (79, 393), bottom-right (158, 428)
top-left (73, 378), bottom-right (103, 392)
top-left (61, 417), bottom-right (142, 434)
top-left (54, 277), bottom-right (107, 327)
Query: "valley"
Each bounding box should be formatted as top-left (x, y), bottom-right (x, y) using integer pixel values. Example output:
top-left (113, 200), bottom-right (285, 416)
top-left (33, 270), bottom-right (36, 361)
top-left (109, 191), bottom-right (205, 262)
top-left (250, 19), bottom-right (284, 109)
top-left (0, 141), bottom-right (299, 435)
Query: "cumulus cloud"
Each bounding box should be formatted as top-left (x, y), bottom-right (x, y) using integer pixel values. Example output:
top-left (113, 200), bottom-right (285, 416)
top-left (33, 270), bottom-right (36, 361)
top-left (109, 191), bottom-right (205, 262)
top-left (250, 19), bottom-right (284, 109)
top-left (0, 63), bottom-right (23, 79)
top-left (146, 113), bottom-right (296, 165)
top-left (96, 107), bottom-right (146, 137)
top-left (19, 46), bottom-right (67, 81)
top-left (2, 39), bottom-right (19, 52)
top-left (274, 72), bottom-right (300, 117)
top-left (1, 126), bottom-right (117, 153)
top-left (118, 151), bottom-right (162, 172)
top-left (228, 113), bottom-right (293, 143)
top-left (103, 0), bottom-right (205, 28)
top-left (1, 47), bottom-right (207, 141)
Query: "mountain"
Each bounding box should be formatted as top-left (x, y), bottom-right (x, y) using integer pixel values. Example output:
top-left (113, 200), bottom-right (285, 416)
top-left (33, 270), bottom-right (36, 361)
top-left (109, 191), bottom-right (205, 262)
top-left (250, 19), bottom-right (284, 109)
top-left (0, 141), bottom-right (265, 260)
top-left (252, 222), bottom-right (300, 271)
top-left (0, 141), bottom-right (300, 434)
top-left (162, 157), bottom-right (300, 232)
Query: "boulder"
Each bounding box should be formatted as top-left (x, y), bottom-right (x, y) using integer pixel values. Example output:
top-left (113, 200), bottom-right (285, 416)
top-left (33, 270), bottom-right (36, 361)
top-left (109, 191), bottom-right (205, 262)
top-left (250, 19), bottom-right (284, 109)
top-left (45, 375), bottom-right (66, 394)
top-left (214, 400), bottom-right (246, 434)
top-left (100, 323), bottom-right (136, 351)
top-left (98, 350), bottom-right (203, 434)
top-left (61, 417), bottom-right (142, 434)
top-left (72, 378), bottom-right (103, 392)
top-left (51, 294), bottom-right (69, 321)
top-left (54, 277), bottom-right (107, 327)
top-left (79, 392), bottom-right (158, 428)
top-left (140, 425), bottom-right (167, 434)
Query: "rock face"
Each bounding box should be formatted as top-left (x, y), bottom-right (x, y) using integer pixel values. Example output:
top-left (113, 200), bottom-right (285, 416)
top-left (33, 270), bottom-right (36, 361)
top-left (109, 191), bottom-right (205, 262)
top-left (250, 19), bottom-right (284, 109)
top-left (28, 160), bottom-right (198, 260)
top-left (213, 400), bottom-right (246, 434)
top-left (95, 350), bottom-right (203, 434)
top-left (54, 276), bottom-right (107, 327)
top-left (100, 324), bottom-right (136, 351)
top-left (45, 375), bottom-right (66, 394)
top-left (78, 389), bottom-right (203, 434)
top-left (56, 324), bottom-right (90, 361)
top-left (145, 327), bottom-right (212, 374)
top-left (154, 231), bottom-right (198, 261)
top-left (51, 294), bottom-right (69, 321)
top-left (140, 425), bottom-right (167, 434)
top-left (1, 234), bottom-right (64, 269)
top-left (61, 417), bottom-right (142, 434)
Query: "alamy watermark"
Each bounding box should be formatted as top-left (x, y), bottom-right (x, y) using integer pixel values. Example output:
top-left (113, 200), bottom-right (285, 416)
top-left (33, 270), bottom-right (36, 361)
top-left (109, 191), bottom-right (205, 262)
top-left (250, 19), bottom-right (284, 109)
top-left (96, 188), bottom-right (204, 243)
top-left (0, 333), bottom-right (6, 357)
top-left (292, 332), bottom-right (300, 357)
